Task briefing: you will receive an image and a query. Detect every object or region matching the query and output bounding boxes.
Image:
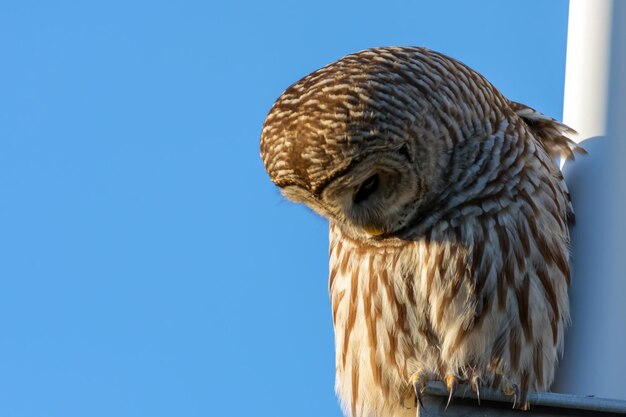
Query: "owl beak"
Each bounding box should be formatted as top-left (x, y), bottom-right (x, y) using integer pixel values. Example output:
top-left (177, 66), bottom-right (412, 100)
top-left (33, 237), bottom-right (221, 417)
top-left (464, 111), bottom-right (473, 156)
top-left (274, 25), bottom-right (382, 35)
top-left (363, 225), bottom-right (386, 237)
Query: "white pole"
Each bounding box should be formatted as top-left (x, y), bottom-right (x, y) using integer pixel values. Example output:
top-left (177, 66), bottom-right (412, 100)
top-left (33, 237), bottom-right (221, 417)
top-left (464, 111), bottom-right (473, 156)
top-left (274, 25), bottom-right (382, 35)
top-left (554, 0), bottom-right (626, 400)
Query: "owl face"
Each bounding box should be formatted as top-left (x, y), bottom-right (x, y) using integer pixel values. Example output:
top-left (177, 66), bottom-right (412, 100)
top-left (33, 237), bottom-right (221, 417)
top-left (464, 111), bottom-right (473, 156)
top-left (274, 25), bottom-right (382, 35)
top-left (260, 47), bottom-right (499, 240)
top-left (280, 144), bottom-right (423, 240)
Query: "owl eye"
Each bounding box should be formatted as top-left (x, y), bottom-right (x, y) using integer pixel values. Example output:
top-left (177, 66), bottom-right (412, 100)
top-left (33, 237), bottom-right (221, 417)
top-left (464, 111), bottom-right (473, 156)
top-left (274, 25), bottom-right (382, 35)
top-left (354, 174), bottom-right (380, 204)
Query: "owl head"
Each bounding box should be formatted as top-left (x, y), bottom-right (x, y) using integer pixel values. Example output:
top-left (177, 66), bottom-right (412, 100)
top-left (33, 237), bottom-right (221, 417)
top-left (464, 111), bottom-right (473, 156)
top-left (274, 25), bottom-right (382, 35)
top-left (260, 47), bottom-right (505, 240)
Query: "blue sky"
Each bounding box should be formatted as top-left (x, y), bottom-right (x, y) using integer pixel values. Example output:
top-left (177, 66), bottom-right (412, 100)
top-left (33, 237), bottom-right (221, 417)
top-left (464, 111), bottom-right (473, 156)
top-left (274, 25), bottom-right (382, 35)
top-left (0, 1), bottom-right (569, 416)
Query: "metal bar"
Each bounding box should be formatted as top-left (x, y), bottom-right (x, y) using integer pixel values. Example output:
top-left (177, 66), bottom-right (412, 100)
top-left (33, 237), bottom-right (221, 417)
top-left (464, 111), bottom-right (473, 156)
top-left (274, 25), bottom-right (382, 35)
top-left (421, 382), bottom-right (626, 416)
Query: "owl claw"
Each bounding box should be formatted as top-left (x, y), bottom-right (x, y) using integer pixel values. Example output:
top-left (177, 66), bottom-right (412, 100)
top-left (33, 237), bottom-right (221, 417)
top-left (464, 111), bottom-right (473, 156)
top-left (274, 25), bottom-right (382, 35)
top-left (416, 391), bottom-right (425, 413)
top-left (407, 371), bottom-right (429, 412)
top-left (470, 374), bottom-right (481, 405)
top-left (444, 374), bottom-right (457, 410)
top-left (502, 383), bottom-right (520, 409)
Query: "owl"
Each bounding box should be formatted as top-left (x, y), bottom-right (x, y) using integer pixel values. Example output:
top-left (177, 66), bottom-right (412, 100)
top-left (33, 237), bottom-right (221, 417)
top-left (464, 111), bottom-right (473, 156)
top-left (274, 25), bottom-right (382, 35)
top-left (260, 47), bottom-right (583, 417)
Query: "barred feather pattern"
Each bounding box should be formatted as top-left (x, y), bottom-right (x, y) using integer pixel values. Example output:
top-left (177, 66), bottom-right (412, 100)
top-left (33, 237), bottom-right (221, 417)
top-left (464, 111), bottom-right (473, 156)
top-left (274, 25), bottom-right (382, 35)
top-left (509, 100), bottom-right (585, 161)
top-left (260, 47), bottom-right (583, 417)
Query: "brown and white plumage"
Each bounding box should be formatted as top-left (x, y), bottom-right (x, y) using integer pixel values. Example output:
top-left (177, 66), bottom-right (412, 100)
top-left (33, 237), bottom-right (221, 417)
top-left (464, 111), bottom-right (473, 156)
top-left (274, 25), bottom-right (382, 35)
top-left (260, 47), bottom-right (583, 417)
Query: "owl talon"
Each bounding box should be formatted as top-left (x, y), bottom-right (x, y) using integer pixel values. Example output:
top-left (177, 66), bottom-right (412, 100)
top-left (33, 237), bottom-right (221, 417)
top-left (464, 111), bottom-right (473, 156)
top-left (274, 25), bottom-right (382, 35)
top-left (408, 371), bottom-right (428, 393)
top-left (408, 371), bottom-right (429, 412)
top-left (470, 374), bottom-right (481, 405)
top-left (416, 390), bottom-right (424, 413)
top-left (444, 374), bottom-right (457, 410)
top-left (502, 383), bottom-right (520, 409)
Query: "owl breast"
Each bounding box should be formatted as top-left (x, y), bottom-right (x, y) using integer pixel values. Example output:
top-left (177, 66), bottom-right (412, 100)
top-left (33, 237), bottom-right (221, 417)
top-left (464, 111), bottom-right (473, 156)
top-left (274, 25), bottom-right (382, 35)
top-left (328, 181), bottom-right (569, 417)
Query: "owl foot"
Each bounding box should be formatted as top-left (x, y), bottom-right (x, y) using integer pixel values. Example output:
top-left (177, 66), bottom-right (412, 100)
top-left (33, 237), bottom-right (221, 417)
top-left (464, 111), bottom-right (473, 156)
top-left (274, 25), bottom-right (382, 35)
top-left (502, 382), bottom-right (520, 409)
top-left (444, 374), bottom-right (457, 410)
top-left (470, 374), bottom-right (481, 405)
top-left (407, 371), bottom-right (429, 411)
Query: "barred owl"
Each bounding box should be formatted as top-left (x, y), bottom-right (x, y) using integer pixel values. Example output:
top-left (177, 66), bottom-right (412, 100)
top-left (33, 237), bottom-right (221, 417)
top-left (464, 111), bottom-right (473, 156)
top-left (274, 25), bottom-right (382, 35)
top-left (260, 47), bottom-right (583, 417)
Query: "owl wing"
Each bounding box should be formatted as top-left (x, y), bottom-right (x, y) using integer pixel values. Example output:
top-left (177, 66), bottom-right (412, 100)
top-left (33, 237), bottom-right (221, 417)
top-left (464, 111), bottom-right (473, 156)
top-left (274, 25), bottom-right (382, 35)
top-left (509, 100), bottom-right (586, 225)
top-left (508, 101), bottom-right (586, 161)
